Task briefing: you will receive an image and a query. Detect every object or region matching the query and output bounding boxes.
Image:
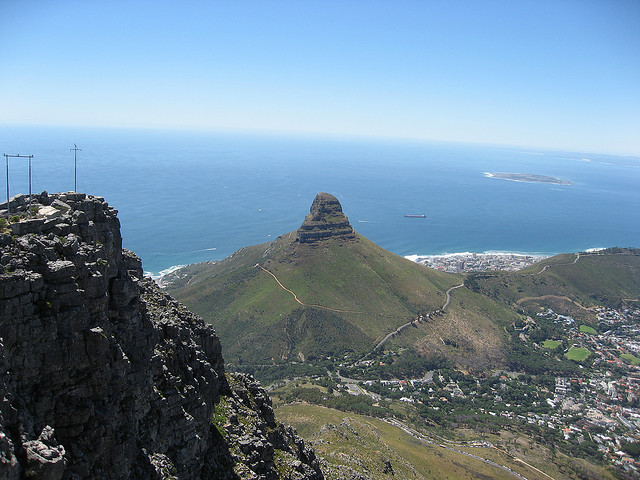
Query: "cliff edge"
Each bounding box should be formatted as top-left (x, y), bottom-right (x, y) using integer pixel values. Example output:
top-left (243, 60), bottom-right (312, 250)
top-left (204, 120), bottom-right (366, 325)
top-left (0, 192), bottom-right (322, 480)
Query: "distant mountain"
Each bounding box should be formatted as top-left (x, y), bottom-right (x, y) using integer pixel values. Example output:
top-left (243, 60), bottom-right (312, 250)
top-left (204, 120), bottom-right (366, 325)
top-left (165, 193), bottom-right (515, 369)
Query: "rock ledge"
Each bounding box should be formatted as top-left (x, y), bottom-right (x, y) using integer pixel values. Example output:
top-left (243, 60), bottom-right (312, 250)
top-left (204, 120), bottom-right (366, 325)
top-left (296, 193), bottom-right (355, 244)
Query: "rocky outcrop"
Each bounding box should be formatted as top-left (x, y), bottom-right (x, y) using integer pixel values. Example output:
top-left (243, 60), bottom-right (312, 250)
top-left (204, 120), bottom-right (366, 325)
top-left (0, 192), bottom-right (322, 479)
top-left (296, 193), bottom-right (355, 244)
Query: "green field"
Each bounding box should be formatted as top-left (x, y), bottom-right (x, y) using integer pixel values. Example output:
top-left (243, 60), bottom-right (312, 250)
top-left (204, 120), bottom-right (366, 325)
top-left (579, 325), bottom-right (596, 334)
top-left (565, 347), bottom-right (590, 362)
top-left (620, 353), bottom-right (640, 366)
top-left (542, 340), bottom-right (561, 349)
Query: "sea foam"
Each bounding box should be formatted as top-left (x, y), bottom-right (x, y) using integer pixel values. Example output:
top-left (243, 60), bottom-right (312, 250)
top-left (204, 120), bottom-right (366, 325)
top-left (147, 264), bottom-right (186, 280)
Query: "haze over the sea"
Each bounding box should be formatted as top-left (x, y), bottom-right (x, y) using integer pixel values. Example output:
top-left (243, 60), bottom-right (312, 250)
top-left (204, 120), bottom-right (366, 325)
top-left (2, 126), bottom-right (639, 277)
top-left (2, 2), bottom-right (639, 274)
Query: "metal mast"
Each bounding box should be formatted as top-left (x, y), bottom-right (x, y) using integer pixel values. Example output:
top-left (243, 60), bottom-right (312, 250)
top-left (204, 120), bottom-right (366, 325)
top-left (70, 143), bottom-right (81, 192)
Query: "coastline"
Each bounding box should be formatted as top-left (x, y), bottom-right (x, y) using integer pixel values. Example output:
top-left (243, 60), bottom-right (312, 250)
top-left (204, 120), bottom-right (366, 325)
top-left (148, 250), bottom-right (556, 281)
top-left (406, 251), bottom-right (552, 273)
top-left (147, 264), bottom-right (186, 280)
top-left (149, 248), bottom-right (614, 280)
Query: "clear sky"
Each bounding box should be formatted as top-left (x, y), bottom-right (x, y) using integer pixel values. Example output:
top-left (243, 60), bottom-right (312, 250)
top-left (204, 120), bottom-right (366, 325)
top-left (1, 0), bottom-right (639, 155)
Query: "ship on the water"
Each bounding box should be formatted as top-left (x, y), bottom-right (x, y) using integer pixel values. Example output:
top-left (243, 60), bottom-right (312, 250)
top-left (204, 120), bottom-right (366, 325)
top-left (404, 214), bottom-right (426, 218)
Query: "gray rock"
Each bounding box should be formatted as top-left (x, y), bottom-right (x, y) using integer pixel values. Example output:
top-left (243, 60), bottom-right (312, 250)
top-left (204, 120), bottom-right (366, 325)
top-left (0, 428), bottom-right (19, 480)
top-left (21, 426), bottom-right (66, 480)
top-left (0, 192), bottom-right (324, 480)
top-left (10, 218), bottom-right (45, 236)
top-left (296, 192), bottom-right (355, 244)
top-left (44, 261), bottom-right (75, 284)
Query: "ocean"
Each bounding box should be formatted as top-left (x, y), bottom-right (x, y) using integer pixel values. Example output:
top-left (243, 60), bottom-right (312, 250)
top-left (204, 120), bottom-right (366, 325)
top-left (2, 126), bottom-right (639, 277)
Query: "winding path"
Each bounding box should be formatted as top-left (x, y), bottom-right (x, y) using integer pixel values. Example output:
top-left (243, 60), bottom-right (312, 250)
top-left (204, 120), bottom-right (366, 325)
top-left (256, 263), bottom-right (465, 353)
top-left (256, 264), bottom-right (305, 306)
top-left (533, 253), bottom-right (580, 275)
top-left (515, 294), bottom-right (592, 312)
top-left (372, 282), bottom-right (465, 352)
top-left (255, 264), bottom-right (393, 316)
top-left (443, 283), bottom-right (465, 309)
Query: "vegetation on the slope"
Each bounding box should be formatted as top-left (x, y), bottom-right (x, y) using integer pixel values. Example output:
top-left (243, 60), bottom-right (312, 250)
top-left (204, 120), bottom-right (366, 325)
top-left (275, 402), bottom-right (615, 480)
top-left (466, 248), bottom-right (640, 310)
top-left (404, 285), bottom-right (517, 370)
top-left (168, 231), bottom-right (462, 365)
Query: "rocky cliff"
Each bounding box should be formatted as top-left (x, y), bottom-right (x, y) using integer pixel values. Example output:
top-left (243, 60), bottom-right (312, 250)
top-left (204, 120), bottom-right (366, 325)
top-left (0, 192), bottom-right (322, 480)
top-left (296, 193), bottom-right (355, 244)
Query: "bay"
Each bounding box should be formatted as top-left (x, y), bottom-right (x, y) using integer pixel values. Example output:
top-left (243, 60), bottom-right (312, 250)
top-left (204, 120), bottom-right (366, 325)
top-left (2, 126), bottom-right (639, 277)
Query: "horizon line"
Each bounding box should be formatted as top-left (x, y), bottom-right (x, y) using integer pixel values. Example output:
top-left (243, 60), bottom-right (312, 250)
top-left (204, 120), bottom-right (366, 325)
top-left (3, 122), bottom-right (640, 159)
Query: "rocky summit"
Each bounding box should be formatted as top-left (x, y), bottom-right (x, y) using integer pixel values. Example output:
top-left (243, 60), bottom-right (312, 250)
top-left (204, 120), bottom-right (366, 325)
top-left (0, 192), bottom-right (322, 480)
top-left (296, 193), bottom-right (355, 244)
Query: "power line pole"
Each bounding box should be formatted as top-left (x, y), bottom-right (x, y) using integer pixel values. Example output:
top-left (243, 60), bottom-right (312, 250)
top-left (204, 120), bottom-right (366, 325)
top-left (70, 143), bottom-right (81, 192)
top-left (3, 153), bottom-right (34, 218)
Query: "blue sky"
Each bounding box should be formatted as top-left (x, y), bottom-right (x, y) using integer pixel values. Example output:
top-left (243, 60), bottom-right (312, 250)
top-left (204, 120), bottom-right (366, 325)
top-left (1, 0), bottom-right (639, 155)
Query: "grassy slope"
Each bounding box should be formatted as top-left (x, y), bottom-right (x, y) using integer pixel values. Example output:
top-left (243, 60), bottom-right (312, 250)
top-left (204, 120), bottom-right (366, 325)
top-left (266, 234), bottom-right (459, 337)
top-left (275, 403), bottom-right (610, 480)
top-left (167, 232), bottom-right (462, 363)
top-left (401, 285), bottom-right (518, 370)
top-left (165, 247), bottom-right (640, 368)
top-left (466, 250), bottom-right (640, 311)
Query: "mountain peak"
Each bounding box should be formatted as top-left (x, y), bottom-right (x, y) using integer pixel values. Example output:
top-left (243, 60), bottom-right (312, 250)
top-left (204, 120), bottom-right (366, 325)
top-left (296, 192), bottom-right (355, 244)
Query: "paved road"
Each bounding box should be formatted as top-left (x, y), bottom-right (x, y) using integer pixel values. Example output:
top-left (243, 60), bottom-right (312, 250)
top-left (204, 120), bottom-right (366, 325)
top-left (443, 283), bottom-right (465, 309)
top-left (534, 253), bottom-right (581, 275)
top-left (373, 282), bottom-right (465, 351)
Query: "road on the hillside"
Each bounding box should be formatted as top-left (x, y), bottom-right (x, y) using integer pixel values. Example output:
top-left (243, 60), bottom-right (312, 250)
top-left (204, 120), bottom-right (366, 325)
top-left (372, 282), bottom-right (465, 351)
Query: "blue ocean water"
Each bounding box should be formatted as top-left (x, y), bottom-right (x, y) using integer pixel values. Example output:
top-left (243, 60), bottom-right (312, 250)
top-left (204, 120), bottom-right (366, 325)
top-left (2, 126), bottom-right (639, 276)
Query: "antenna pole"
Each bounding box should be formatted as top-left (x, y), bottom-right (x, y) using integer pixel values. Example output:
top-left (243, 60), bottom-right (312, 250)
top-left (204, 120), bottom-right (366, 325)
top-left (3, 154), bottom-right (8, 218)
top-left (27, 155), bottom-right (33, 196)
top-left (70, 144), bottom-right (81, 192)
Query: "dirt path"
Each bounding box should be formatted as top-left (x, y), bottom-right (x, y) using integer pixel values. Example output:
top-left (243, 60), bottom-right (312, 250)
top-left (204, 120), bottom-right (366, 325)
top-left (257, 263), bottom-right (465, 353)
top-left (385, 418), bottom-right (532, 480)
top-left (256, 263), bottom-right (384, 315)
top-left (533, 253), bottom-right (580, 275)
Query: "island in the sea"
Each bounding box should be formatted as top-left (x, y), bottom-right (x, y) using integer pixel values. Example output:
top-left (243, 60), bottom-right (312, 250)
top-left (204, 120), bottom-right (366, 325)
top-left (484, 172), bottom-right (572, 185)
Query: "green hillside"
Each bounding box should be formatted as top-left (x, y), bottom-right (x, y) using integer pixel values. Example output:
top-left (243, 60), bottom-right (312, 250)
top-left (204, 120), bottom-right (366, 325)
top-left (166, 229), bottom-right (461, 364)
top-left (165, 193), bottom-right (517, 367)
top-left (465, 248), bottom-right (640, 313)
top-left (274, 403), bottom-right (614, 480)
top-left (163, 194), bottom-right (640, 380)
